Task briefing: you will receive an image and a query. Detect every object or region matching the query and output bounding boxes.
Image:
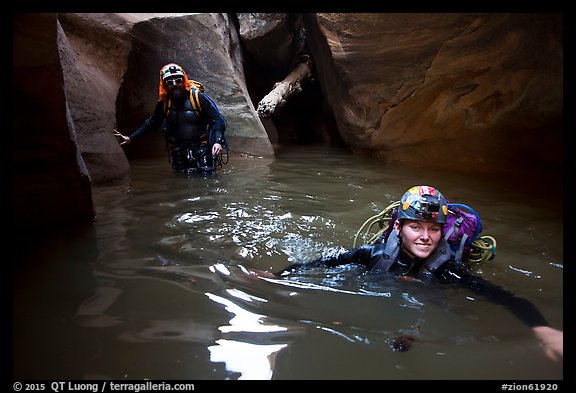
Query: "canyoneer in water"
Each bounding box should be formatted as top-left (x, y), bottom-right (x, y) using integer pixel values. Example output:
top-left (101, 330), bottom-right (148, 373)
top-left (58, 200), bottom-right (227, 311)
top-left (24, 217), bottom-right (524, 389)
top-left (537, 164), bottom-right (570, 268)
top-left (255, 185), bottom-right (563, 361)
top-left (114, 63), bottom-right (227, 175)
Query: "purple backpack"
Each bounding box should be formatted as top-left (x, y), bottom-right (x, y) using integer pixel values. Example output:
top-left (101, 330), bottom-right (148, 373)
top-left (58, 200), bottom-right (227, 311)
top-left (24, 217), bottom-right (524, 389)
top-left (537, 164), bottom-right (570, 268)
top-left (377, 202), bottom-right (482, 263)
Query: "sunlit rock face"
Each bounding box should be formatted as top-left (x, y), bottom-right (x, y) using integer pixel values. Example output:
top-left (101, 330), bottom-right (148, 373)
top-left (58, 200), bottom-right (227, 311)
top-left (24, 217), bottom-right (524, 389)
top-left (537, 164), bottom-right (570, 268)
top-left (57, 13), bottom-right (133, 184)
top-left (113, 13), bottom-right (274, 159)
top-left (304, 13), bottom-right (562, 173)
top-left (60, 13), bottom-right (273, 163)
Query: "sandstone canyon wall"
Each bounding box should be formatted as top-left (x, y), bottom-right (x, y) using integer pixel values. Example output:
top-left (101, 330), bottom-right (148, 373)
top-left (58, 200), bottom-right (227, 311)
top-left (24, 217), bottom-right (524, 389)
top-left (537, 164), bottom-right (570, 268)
top-left (12, 13), bottom-right (563, 232)
top-left (304, 13), bottom-right (562, 173)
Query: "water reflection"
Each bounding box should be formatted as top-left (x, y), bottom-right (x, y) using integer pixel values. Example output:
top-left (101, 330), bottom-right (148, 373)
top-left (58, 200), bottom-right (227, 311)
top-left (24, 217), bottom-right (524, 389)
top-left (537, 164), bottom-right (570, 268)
top-left (208, 339), bottom-right (287, 380)
top-left (205, 289), bottom-right (289, 380)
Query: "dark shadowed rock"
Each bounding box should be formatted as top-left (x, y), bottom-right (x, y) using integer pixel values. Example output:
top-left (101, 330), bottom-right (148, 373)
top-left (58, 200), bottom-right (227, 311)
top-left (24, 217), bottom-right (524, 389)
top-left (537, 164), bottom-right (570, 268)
top-left (13, 13), bottom-right (95, 230)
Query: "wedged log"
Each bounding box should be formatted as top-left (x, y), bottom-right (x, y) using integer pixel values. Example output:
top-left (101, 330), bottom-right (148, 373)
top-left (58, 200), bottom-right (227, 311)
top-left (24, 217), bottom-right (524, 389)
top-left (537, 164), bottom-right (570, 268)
top-left (257, 62), bottom-right (312, 118)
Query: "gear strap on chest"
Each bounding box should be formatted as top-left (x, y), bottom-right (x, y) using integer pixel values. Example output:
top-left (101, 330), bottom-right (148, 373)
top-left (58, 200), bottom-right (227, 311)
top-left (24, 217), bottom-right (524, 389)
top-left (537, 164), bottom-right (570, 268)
top-left (163, 87), bottom-right (202, 117)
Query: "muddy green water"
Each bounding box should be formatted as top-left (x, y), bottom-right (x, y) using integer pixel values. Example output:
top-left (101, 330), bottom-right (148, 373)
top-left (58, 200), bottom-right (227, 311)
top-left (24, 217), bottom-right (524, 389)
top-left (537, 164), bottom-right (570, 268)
top-left (13, 145), bottom-right (563, 380)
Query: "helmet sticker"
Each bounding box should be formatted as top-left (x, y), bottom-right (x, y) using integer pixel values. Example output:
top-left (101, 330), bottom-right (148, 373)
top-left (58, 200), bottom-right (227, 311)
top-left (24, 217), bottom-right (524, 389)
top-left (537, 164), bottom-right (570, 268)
top-left (398, 185), bottom-right (447, 224)
top-left (417, 185), bottom-right (436, 196)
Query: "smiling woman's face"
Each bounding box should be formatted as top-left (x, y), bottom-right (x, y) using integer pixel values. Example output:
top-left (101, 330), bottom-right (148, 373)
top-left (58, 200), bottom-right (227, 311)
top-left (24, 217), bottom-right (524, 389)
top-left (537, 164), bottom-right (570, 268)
top-left (394, 219), bottom-right (442, 259)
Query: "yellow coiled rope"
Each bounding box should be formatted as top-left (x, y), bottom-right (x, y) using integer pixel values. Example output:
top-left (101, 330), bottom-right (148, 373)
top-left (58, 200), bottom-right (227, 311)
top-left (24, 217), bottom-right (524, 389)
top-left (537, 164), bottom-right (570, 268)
top-left (352, 201), bottom-right (497, 264)
top-left (353, 201), bottom-right (400, 248)
top-left (468, 235), bottom-right (497, 264)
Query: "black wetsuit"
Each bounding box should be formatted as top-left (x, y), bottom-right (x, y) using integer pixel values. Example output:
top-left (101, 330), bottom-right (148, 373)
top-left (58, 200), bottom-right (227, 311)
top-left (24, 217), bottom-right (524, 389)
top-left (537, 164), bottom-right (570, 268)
top-left (276, 240), bottom-right (550, 328)
top-left (128, 88), bottom-right (226, 174)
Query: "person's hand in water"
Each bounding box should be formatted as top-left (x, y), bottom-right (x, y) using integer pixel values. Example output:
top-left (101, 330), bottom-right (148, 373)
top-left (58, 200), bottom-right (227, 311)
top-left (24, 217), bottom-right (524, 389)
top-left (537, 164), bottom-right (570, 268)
top-left (212, 143), bottom-right (222, 156)
top-left (532, 326), bottom-right (563, 362)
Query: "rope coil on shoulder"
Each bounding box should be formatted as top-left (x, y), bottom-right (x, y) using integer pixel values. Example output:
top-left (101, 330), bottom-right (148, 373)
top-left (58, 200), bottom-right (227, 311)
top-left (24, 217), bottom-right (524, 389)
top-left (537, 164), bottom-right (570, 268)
top-left (353, 201), bottom-right (400, 248)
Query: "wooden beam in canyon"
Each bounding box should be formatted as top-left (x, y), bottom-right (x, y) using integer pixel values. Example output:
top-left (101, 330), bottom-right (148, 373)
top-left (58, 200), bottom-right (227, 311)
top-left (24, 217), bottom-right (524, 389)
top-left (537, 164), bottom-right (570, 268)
top-left (256, 61), bottom-right (312, 118)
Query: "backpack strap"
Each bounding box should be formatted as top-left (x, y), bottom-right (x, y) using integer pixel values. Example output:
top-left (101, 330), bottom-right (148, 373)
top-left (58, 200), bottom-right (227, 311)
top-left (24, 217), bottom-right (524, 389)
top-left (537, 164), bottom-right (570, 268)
top-left (163, 90), bottom-right (202, 117)
top-left (370, 230), bottom-right (401, 271)
top-left (454, 233), bottom-right (468, 264)
top-left (425, 238), bottom-right (453, 272)
top-left (190, 87), bottom-right (202, 116)
top-left (443, 216), bottom-right (463, 244)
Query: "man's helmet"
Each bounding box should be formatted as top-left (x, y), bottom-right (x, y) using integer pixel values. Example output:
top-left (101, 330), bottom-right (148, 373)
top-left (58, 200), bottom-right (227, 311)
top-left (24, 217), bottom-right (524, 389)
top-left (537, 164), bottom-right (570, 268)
top-left (160, 63), bottom-right (184, 81)
top-left (398, 185), bottom-right (448, 224)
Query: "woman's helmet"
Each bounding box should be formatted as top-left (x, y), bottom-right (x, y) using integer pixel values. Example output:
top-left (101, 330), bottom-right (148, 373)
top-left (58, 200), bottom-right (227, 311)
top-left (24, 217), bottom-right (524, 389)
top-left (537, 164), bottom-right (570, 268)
top-left (398, 185), bottom-right (448, 224)
top-left (160, 63), bottom-right (184, 82)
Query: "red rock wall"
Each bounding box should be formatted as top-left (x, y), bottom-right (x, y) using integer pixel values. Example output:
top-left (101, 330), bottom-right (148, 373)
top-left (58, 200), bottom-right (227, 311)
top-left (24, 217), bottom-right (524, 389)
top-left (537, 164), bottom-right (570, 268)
top-left (304, 13), bottom-right (562, 174)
